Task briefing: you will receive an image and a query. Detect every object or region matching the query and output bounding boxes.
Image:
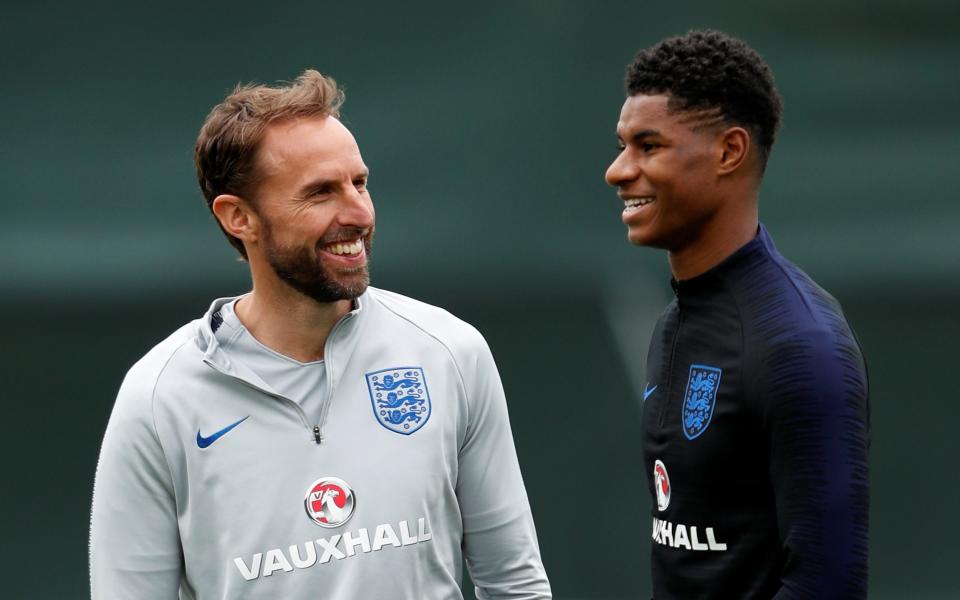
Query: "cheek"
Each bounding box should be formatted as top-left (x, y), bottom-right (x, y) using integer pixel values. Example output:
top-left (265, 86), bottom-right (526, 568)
top-left (679, 149), bottom-right (715, 182)
top-left (661, 154), bottom-right (712, 201)
top-left (299, 207), bottom-right (340, 233)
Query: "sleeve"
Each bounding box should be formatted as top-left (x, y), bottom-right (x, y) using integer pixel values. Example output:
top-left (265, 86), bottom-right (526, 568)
top-left (756, 330), bottom-right (870, 599)
top-left (455, 335), bottom-right (552, 600)
top-left (89, 364), bottom-right (183, 599)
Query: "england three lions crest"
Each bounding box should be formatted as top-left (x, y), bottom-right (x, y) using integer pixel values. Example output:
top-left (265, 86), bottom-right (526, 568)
top-left (682, 364), bottom-right (722, 440)
top-left (366, 367), bottom-right (432, 435)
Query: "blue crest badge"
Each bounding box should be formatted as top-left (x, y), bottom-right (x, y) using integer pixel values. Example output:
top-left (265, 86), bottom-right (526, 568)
top-left (681, 364), bottom-right (722, 440)
top-left (366, 367), bottom-right (431, 435)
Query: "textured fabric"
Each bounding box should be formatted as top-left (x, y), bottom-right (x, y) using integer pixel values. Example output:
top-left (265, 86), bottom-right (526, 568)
top-left (90, 288), bottom-right (551, 600)
top-left (642, 225), bottom-right (869, 599)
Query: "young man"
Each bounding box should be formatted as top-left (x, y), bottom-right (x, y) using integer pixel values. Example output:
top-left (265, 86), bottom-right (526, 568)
top-left (605, 31), bottom-right (869, 598)
top-left (89, 70), bottom-right (551, 599)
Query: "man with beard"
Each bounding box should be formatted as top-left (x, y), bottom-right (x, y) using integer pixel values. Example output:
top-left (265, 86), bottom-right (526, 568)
top-left (90, 70), bottom-right (551, 600)
top-left (604, 31), bottom-right (869, 598)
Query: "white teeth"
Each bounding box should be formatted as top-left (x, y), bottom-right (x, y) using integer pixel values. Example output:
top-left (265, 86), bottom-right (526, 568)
top-left (326, 240), bottom-right (363, 256)
top-left (624, 196), bottom-right (655, 209)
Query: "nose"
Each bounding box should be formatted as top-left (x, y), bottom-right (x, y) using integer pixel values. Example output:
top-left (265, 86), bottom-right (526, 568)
top-left (605, 150), bottom-right (639, 188)
top-left (338, 187), bottom-right (375, 230)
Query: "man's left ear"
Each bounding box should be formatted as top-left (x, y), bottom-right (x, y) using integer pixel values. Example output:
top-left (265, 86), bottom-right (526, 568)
top-left (717, 127), bottom-right (751, 176)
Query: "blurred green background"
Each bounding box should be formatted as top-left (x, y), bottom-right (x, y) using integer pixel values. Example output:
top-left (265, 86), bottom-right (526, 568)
top-left (2, 1), bottom-right (958, 598)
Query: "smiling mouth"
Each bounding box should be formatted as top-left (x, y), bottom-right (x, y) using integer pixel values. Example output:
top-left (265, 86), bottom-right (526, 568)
top-left (623, 196), bottom-right (655, 213)
top-left (321, 238), bottom-right (364, 257)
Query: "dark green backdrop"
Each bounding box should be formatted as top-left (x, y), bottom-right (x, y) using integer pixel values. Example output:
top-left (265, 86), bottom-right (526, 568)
top-left (2, 1), bottom-right (958, 598)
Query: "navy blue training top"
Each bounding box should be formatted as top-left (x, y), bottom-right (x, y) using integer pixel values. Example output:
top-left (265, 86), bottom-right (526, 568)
top-left (642, 225), bottom-right (869, 599)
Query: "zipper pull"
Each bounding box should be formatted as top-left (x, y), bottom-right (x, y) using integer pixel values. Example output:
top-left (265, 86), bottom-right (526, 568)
top-left (313, 425), bottom-right (322, 444)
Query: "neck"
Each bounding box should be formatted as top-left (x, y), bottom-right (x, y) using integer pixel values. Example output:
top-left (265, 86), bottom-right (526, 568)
top-left (668, 198), bottom-right (759, 281)
top-left (233, 277), bottom-right (353, 363)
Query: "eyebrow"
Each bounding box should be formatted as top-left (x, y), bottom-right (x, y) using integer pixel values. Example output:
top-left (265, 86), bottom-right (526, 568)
top-left (631, 129), bottom-right (661, 140)
top-left (617, 129), bottom-right (661, 143)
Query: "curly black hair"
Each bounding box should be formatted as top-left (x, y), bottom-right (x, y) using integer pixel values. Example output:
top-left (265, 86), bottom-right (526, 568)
top-left (626, 30), bottom-right (783, 170)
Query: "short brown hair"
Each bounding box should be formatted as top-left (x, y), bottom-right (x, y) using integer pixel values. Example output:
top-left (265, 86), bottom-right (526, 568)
top-left (194, 69), bottom-right (345, 258)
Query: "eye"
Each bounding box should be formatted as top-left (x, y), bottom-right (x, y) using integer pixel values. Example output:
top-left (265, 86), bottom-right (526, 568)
top-left (641, 142), bottom-right (659, 152)
top-left (353, 177), bottom-right (368, 192)
top-left (304, 181), bottom-right (336, 199)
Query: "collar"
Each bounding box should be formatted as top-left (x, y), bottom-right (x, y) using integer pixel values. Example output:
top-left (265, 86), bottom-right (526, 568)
top-left (195, 291), bottom-right (368, 391)
top-left (670, 224), bottom-right (776, 297)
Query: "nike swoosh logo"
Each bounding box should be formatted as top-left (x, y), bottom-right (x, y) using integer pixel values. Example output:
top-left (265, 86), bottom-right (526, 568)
top-left (643, 384), bottom-right (658, 401)
top-left (197, 416), bottom-right (249, 449)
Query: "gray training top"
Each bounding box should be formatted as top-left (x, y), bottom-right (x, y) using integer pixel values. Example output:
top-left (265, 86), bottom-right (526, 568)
top-left (216, 297), bottom-right (328, 421)
top-left (90, 287), bottom-right (551, 599)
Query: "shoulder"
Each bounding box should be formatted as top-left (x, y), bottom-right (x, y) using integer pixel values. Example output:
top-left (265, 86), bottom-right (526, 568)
top-left (730, 244), bottom-right (867, 405)
top-left (112, 320), bottom-right (200, 421)
top-left (366, 287), bottom-right (489, 356)
top-left (731, 243), bottom-right (859, 350)
top-left (653, 298), bottom-right (678, 327)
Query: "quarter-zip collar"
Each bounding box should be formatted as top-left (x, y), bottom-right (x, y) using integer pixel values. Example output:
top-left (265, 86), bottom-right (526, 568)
top-left (195, 291), bottom-right (368, 398)
top-left (671, 224), bottom-right (777, 299)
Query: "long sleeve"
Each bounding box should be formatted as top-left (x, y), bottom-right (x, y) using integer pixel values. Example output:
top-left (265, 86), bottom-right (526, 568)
top-left (456, 337), bottom-right (552, 600)
top-left (759, 330), bottom-right (870, 599)
top-left (90, 364), bottom-right (183, 599)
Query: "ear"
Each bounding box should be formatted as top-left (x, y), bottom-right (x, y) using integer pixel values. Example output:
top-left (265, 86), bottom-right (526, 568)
top-left (716, 126), bottom-right (751, 176)
top-left (211, 194), bottom-right (261, 245)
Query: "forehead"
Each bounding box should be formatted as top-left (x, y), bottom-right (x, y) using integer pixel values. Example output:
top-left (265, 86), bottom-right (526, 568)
top-left (616, 93), bottom-right (690, 137)
top-left (257, 115), bottom-right (365, 181)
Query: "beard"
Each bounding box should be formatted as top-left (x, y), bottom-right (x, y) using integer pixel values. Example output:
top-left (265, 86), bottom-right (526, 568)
top-left (261, 221), bottom-right (373, 304)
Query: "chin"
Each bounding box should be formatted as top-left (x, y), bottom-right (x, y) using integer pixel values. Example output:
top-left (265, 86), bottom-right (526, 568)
top-left (334, 272), bottom-right (371, 297)
top-left (627, 226), bottom-right (661, 248)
